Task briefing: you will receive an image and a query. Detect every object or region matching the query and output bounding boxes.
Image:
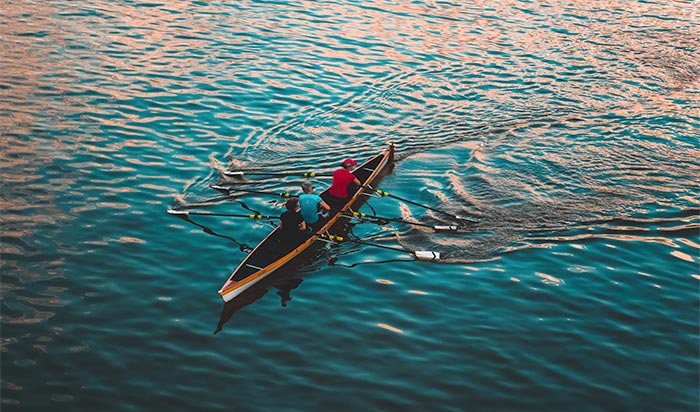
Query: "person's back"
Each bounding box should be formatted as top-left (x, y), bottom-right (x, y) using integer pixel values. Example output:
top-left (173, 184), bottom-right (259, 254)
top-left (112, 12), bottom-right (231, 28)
top-left (278, 198), bottom-right (306, 248)
top-left (298, 182), bottom-right (330, 230)
top-left (329, 168), bottom-right (356, 198)
top-left (327, 158), bottom-right (361, 210)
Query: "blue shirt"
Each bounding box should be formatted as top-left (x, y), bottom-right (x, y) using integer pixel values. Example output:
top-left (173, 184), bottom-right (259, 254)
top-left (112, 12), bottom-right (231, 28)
top-left (298, 193), bottom-right (323, 224)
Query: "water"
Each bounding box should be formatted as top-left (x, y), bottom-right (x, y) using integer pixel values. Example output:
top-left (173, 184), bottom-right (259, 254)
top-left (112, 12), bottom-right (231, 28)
top-left (2, 1), bottom-right (699, 411)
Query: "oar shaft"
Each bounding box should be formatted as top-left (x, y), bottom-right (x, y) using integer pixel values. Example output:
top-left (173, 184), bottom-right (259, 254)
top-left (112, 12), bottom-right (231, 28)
top-left (346, 212), bottom-right (457, 231)
top-left (363, 185), bottom-right (471, 222)
top-left (322, 234), bottom-right (441, 260)
top-left (225, 171), bottom-right (333, 177)
top-left (322, 234), bottom-right (410, 253)
top-left (385, 192), bottom-right (461, 220)
top-left (167, 209), bottom-right (276, 219)
top-left (211, 185), bottom-right (295, 198)
top-left (170, 212), bottom-right (251, 252)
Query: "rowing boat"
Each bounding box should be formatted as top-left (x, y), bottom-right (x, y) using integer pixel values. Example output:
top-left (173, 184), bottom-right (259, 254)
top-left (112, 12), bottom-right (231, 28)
top-left (218, 143), bottom-right (395, 302)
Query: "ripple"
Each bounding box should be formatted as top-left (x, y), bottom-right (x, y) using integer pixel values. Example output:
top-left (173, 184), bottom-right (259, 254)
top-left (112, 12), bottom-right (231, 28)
top-left (671, 250), bottom-right (695, 263)
top-left (377, 323), bottom-right (404, 334)
top-left (535, 272), bottom-right (565, 287)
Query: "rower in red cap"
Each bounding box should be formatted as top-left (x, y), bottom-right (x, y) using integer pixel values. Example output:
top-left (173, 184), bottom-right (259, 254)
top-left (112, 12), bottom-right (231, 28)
top-left (326, 158), bottom-right (362, 211)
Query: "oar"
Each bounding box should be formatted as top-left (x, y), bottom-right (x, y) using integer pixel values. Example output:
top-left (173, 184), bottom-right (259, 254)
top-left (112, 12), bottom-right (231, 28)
top-left (167, 211), bottom-right (252, 252)
top-left (319, 234), bottom-right (442, 261)
top-left (362, 185), bottom-right (477, 223)
top-left (344, 211), bottom-right (458, 232)
top-left (167, 209), bottom-right (278, 220)
top-left (174, 195), bottom-right (237, 210)
top-left (231, 198), bottom-right (268, 217)
top-left (224, 170), bottom-right (333, 178)
top-left (210, 184), bottom-right (296, 199)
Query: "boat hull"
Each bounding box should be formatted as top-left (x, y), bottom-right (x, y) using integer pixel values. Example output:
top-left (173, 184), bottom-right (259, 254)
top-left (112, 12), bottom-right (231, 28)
top-left (218, 144), bottom-right (395, 302)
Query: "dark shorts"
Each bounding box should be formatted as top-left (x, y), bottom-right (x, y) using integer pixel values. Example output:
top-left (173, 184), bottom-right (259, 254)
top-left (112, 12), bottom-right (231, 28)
top-left (324, 194), bottom-right (347, 212)
top-left (308, 214), bottom-right (329, 232)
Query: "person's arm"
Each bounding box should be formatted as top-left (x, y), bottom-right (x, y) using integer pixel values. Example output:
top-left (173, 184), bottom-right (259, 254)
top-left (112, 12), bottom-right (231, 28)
top-left (353, 177), bottom-right (360, 185)
top-left (319, 200), bottom-right (331, 211)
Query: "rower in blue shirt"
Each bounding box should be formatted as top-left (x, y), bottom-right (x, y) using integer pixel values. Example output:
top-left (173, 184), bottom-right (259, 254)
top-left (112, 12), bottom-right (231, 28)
top-left (298, 181), bottom-right (331, 232)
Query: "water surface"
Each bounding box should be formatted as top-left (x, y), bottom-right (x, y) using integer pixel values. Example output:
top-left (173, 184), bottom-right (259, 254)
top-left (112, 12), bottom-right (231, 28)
top-left (1, 1), bottom-right (699, 411)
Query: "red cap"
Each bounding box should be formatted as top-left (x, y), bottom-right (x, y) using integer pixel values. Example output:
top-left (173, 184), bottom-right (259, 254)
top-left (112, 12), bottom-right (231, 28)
top-left (342, 158), bottom-right (358, 168)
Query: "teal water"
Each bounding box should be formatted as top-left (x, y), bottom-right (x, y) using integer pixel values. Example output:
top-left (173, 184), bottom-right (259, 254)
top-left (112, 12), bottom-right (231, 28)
top-left (2, 1), bottom-right (699, 411)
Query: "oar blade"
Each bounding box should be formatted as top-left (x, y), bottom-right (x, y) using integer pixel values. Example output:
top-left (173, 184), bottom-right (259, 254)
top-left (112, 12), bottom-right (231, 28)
top-left (433, 225), bottom-right (458, 232)
top-left (167, 209), bottom-right (189, 216)
top-left (414, 251), bottom-right (441, 261)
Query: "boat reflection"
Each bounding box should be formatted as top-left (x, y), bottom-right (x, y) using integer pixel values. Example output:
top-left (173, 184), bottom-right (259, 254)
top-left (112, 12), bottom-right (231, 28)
top-left (214, 276), bottom-right (302, 334)
top-left (213, 253), bottom-right (418, 334)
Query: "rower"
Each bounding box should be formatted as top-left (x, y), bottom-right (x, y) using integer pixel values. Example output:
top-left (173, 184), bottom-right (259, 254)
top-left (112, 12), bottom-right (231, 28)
top-left (324, 158), bottom-right (362, 211)
top-left (277, 197), bottom-right (307, 249)
top-left (299, 181), bottom-right (331, 232)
